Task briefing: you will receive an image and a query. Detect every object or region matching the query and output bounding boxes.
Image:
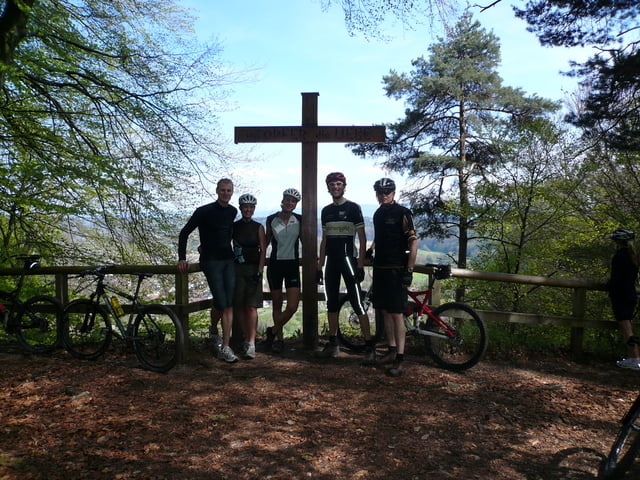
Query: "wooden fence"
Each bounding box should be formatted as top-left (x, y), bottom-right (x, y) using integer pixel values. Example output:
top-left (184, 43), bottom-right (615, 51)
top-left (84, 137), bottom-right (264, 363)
top-left (0, 262), bottom-right (614, 356)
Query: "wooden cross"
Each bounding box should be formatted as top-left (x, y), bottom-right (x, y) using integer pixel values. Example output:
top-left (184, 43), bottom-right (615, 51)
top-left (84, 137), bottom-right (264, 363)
top-left (234, 92), bottom-right (385, 349)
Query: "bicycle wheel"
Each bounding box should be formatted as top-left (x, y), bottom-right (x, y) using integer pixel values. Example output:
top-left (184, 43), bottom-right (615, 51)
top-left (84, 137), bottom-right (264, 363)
top-left (337, 292), bottom-right (383, 351)
top-left (599, 395), bottom-right (640, 479)
top-left (132, 304), bottom-right (184, 373)
top-left (62, 299), bottom-right (111, 360)
top-left (422, 302), bottom-right (487, 371)
top-left (15, 295), bottom-right (62, 353)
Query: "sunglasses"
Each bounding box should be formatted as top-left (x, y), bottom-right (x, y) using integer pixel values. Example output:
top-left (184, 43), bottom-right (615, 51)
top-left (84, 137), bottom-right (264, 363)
top-left (376, 189), bottom-right (395, 195)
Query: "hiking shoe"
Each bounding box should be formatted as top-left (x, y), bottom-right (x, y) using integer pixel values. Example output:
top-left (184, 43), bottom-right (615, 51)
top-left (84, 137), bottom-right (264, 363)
top-left (272, 340), bottom-right (285, 354)
top-left (218, 346), bottom-right (239, 363)
top-left (377, 351), bottom-right (397, 366)
top-left (388, 361), bottom-right (404, 377)
top-left (317, 342), bottom-right (340, 358)
top-left (360, 348), bottom-right (377, 366)
top-left (616, 357), bottom-right (640, 370)
top-left (243, 343), bottom-right (256, 360)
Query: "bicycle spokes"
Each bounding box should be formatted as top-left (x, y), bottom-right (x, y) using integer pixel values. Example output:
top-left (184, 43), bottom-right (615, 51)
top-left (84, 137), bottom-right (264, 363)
top-left (422, 302), bottom-right (487, 371)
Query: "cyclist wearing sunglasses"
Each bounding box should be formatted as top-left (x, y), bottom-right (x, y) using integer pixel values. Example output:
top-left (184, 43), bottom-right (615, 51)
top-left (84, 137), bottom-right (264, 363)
top-left (370, 177), bottom-right (417, 377)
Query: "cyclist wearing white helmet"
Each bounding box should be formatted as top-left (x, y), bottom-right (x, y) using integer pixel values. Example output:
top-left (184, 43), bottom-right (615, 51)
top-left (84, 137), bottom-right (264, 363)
top-left (370, 177), bottom-right (417, 377)
top-left (178, 178), bottom-right (239, 363)
top-left (264, 188), bottom-right (302, 353)
top-left (608, 228), bottom-right (640, 370)
top-left (316, 172), bottom-right (374, 361)
top-left (232, 193), bottom-right (266, 360)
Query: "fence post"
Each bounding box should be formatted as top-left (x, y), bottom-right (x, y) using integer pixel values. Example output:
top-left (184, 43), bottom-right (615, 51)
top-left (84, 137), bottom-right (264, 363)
top-left (570, 287), bottom-right (587, 358)
top-left (55, 273), bottom-right (69, 303)
top-left (175, 271), bottom-right (190, 353)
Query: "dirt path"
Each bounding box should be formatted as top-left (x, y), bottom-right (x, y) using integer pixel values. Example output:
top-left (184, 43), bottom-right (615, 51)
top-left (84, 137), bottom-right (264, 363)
top-left (0, 342), bottom-right (638, 480)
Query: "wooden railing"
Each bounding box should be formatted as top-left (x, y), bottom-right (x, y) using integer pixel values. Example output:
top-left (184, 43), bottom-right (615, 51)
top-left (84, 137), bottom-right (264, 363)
top-left (0, 263), bottom-right (613, 356)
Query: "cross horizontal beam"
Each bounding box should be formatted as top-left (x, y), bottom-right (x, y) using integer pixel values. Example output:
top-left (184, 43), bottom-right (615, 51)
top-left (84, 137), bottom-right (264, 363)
top-left (234, 125), bottom-right (386, 143)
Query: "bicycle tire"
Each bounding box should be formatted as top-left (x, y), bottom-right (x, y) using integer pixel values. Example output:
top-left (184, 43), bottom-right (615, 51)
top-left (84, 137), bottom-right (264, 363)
top-left (132, 304), bottom-right (184, 373)
top-left (15, 295), bottom-right (63, 353)
top-left (599, 395), bottom-right (640, 479)
top-left (422, 302), bottom-right (487, 371)
top-left (62, 299), bottom-right (111, 360)
top-left (336, 292), bottom-right (383, 351)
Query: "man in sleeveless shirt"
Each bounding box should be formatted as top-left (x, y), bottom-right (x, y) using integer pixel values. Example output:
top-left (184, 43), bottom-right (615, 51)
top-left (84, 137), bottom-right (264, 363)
top-left (232, 194), bottom-right (266, 360)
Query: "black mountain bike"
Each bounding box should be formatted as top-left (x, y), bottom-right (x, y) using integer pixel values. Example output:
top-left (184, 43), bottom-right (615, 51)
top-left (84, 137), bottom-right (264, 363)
top-left (0, 255), bottom-right (63, 353)
top-left (62, 267), bottom-right (185, 373)
top-left (599, 392), bottom-right (640, 479)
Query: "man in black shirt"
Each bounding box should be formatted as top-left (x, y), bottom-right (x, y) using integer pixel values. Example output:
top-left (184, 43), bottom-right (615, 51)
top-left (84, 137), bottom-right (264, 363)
top-left (317, 172), bottom-right (373, 360)
top-left (178, 178), bottom-right (239, 363)
top-left (371, 177), bottom-right (417, 377)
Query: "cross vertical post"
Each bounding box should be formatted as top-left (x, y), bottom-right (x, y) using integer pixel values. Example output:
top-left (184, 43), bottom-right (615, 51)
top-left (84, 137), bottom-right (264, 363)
top-left (300, 93), bottom-right (319, 349)
top-left (234, 92), bottom-right (385, 350)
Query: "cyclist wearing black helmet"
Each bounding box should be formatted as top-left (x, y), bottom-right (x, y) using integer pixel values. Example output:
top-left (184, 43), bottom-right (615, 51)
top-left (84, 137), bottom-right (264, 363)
top-left (232, 193), bottom-right (267, 360)
top-left (264, 188), bottom-right (302, 353)
top-left (370, 177), bottom-right (417, 377)
top-left (608, 227), bottom-right (640, 370)
top-left (316, 172), bottom-right (374, 360)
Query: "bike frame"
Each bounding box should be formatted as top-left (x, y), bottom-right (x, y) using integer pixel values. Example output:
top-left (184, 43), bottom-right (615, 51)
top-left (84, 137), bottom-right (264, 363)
top-left (85, 271), bottom-right (147, 340)
top-left (405, 288), bottom-right (457, 340)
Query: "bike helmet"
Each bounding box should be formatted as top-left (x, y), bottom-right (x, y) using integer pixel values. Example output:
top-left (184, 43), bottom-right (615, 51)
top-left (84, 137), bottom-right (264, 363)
top-left (325, 172), bottom-right (347, 185)
top-left (282, 188), bottom-right (301, 201)
top-left (238, 193), bottom-right (257, 205)
top-left (610, 228), bottom-right (635, 241)
top-left (373, 177), bottom-right (396, 193)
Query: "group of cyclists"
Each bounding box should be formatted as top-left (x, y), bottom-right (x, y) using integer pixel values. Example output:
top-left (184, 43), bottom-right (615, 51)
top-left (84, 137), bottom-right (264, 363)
top-left (178, 172), bottom-right (417, 376)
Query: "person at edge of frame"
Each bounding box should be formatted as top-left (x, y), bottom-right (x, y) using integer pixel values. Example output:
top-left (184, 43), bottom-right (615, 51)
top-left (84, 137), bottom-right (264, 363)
top-left (177, 178), bottom-right (240, 363)
top-left (263, 188), bottom-right (302, 354)
top-left (232, 193), bottom-right (267, 360)
top-left (608, 227), bottom-right (640, 370)
top-left (369, 177), bottom-right (417, 377)
top-left (316, 171), bottom-right (375, 362)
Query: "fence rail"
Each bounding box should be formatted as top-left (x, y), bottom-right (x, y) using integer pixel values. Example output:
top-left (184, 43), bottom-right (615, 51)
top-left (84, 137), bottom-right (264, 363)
top-left (0, 263), bottom-right (615, 356)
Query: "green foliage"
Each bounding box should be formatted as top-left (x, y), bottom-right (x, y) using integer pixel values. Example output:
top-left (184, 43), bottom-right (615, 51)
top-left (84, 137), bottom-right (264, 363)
top-left (0, 0), bottom-right (239, 265)
top-left (352, 11), bottom-right (558, 275)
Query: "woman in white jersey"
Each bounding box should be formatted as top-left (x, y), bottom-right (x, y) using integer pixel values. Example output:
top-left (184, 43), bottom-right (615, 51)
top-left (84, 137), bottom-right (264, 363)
top-left (264, 188), bottom-right (302, 353)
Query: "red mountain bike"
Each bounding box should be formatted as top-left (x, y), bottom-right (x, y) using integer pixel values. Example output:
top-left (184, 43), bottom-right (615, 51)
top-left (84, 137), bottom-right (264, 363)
top-left (337, 264), bottom-right (488, 371)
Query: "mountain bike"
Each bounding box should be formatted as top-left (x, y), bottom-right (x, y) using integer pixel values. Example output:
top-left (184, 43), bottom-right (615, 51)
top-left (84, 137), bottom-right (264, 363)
top-left (62, 267), bottom-right (185, 373)
top-left (0, 255), bottom-right (63, 353)
top-left (599, 392), bottom-right (640, 479)
top-left (337, 264), bottom-right (488, 371)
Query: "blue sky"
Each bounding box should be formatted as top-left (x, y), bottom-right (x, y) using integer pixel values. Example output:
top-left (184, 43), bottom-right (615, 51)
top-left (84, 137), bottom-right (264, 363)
top-left (183, 0), bottom-right (590, 215)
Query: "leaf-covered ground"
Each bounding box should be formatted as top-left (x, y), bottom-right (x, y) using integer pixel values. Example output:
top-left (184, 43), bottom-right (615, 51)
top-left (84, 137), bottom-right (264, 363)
top-left (0, 339), bottom-right (638, 480)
